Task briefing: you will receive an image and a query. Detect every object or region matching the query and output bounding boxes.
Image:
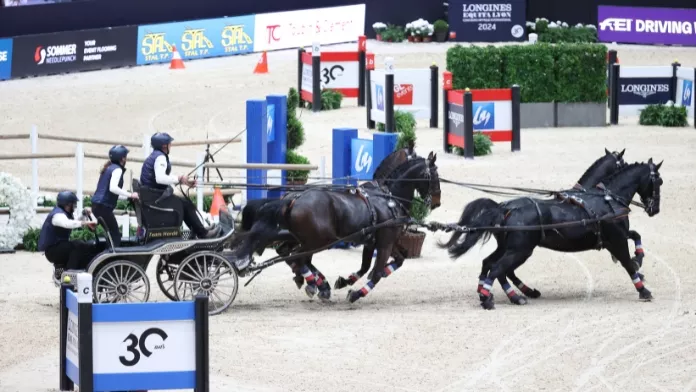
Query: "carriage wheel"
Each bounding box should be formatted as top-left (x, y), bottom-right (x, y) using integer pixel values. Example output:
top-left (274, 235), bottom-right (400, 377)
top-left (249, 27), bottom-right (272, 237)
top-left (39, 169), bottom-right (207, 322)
top-left (173, 251), bottom-right (238, 315)
top-left (156, 258), bottom-right (182, 301)
top-left (93, 260), bottom-right (150, 304)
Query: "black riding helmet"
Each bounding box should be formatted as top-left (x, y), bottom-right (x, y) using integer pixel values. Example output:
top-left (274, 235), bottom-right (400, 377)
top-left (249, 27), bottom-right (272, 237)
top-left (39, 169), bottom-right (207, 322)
top-left (109, 145), bottom-right (130, 164)
top-left (151, 132), bottom-right (174, 151)
top-left (56, 191), bottom-right (78, 208)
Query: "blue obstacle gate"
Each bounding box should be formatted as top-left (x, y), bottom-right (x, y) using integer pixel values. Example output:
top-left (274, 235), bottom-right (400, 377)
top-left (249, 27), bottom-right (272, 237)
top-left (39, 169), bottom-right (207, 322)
top-left (59, 273), bottom-right (210, 392)
top-left (246, 95), bottom-right (288, 201)
top-left (331, 128), bottom-right (398, 186)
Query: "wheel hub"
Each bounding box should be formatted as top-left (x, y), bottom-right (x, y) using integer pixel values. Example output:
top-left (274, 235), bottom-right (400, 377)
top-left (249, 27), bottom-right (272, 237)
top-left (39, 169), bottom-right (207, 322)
top-left (117, 284), bottom-right (128, 295)
top-left (200, 278), bottom-right (213, 291)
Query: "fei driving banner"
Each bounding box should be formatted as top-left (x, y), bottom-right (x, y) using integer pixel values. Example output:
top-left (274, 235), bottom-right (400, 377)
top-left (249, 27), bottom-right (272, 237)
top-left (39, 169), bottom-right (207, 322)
top-left (598, 6), bottom-right (696, 46)
top-left (448, 0), bottom-right (526, 42)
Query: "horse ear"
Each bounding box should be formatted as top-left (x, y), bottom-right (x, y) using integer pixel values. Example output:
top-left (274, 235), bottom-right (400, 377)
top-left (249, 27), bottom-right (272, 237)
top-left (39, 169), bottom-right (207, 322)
top-left (432, 152), bottom-right (437, 164)
top-left (648, 158), bottom-right (653, 165)
top-left (619, 148), bottom-right (625, 158)
top-left (656, 160), bottom-right (663, 171)
top-left (427, 151), bottom-right (434, 160)
top-left (605, 148), bottom-right (610, 155)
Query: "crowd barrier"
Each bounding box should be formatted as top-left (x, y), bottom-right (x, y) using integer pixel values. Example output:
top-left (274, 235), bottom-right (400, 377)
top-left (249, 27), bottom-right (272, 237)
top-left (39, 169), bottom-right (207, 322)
top-left (0, 4), bottom-right (366, 81)
top-left (332, 128), bottom-right (398, 186)
top-left (366, 57), bottom-right (439, 132)
top-left (442, 71), bottom-right (521, 158)
top-left (59, 273), bottom-right (210, 392)
top-left (607, 52), bottom-right (696, 127)
top-left (298, 36), bottom-right (373, 112)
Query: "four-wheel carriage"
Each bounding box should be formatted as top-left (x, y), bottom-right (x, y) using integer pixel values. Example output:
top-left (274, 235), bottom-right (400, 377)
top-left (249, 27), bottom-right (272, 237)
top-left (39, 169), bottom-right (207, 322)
top-left (60, 180), bottom-right (241, 315)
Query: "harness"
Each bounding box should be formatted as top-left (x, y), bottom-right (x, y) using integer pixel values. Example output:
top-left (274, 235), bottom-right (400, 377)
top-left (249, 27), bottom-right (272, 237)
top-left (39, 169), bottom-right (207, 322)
top-left (555, 192), bottom-right (605, 249)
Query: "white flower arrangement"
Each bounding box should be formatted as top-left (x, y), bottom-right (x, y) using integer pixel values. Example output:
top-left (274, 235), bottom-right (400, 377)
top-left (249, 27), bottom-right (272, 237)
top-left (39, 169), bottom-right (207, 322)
top-left (409, 18), bottom-right (433, 37)
top-left (548, 22), bottom-right (559, 29)
top-left (526, 21), bottom-right (536, 30)
top-left (586, 24), bottom-right (597, 30)
top-left (373, 22), bottom-right (387, 33)
top-left (0, 172), bottom-right (35, 250)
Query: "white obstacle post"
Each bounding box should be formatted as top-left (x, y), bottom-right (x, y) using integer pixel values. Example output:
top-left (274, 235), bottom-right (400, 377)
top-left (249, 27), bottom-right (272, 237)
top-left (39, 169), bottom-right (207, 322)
top-left (75, 143), bottom-right (84, 213)
top-left (196, 152), bottom-right (205, 213)
top-left (319, 156), bottom-right (326, 182)
top-left (142, 134), bottom-right (152, 159)
top-left (30, 125), bottom-right (39, 207)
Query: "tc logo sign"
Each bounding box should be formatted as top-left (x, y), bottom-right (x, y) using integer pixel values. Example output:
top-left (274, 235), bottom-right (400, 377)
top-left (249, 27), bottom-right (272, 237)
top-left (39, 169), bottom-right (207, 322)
top-left (266, 25), bottom-right (281, 44)
top-left (375, 85), bottom-right (385, 111)
top-left (267, 104), bottom-right (275, 142)
top-left (119, 328), bottom-right (168, 367)
top-left (682, 80), bottom-right (693, 107)
top-left (351, 138), bottom-right (373, 180)
top-left (472, 103), bottom-right (495, 130)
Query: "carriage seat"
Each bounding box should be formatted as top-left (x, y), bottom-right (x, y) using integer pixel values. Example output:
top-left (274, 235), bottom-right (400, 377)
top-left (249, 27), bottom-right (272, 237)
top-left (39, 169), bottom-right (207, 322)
top-left (132, 179), bottom-right (184, 242)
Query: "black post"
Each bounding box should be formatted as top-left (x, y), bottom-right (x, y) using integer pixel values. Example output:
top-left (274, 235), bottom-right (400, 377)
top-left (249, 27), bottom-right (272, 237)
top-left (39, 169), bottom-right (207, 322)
top-left (195, 295), bottom-right (210, 392)
top-left (385, 58), bottom-right (395, 133)
top-left (357, 35), bottom-right (366, 107)
top-left (511, 85), bottom-right (521, 152)
top-left (610, 64), bottom-right (620, 125)
top-left (671, 61), bottom-right (681, 103)
top-left (607, 50), bottom-right (618, 107)
top-left (297, 48), bottom-right (305, 108)
top-left (78, 302), bottom-right (93, 392)
top-left (59, 283), bottom-right (74, 392)
top-left (311, 42), bottom-right (321, 112)
top-left (442, 71), bottom-right (452, 153)
top-left (463, 91), bottom-right (474, 159)
top-left (366, 66), bottom-right (375, 129)
top-left (430, 64), bottom-right (439, 128)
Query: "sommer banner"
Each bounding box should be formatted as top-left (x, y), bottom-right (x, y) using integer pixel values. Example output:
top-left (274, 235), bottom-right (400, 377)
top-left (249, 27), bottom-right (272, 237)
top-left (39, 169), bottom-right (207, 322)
top-left (598, 6), bottom-right (696, 46)
top-left (448, 0), bottom-right (526, 42)
top-left (136, 15), bottom-right (255, 65)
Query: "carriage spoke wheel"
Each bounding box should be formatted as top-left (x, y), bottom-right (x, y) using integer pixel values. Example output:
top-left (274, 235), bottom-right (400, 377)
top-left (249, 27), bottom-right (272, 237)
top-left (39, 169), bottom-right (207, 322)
top-left (93, 260), bottom-right (150, 304)
top-left (174, 251), bottom-right (238, 315)
top-left (156, 258), bottom-right (183, 301)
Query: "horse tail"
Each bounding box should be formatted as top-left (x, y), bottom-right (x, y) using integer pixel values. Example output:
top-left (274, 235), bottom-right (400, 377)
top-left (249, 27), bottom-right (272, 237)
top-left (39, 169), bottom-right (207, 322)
top-left (233, 199), bottom-right (294, 259)
top-left (443, 198), bottom-right (505, 260)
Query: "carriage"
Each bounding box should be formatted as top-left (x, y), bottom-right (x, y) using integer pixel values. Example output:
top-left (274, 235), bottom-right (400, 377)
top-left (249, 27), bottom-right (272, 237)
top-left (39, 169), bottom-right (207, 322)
top-left (55, 179), bottom-right (243, 315)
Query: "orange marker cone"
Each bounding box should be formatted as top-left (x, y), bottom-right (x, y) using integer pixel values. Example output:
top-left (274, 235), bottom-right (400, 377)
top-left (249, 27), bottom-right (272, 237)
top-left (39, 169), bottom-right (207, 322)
top-left (209, 187), bottom-right (226, 223)
top-left (170, 45), bottom-right (185, 70)
top-left (254, 51), bottom-right (268, 74)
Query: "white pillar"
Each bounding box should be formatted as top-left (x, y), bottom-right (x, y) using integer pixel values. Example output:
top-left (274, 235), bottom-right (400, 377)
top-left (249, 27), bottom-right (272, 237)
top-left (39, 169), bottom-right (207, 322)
top-left (30, 125), bottom-right (39, 207)
top-left (142, 134), bottom-right (152, 159)
top-left (319, 156), bottom-right (326, 183)
top-left (75, 143), bottom-right (84, 213)
top-left (196, 153), bottom-right (205, 213)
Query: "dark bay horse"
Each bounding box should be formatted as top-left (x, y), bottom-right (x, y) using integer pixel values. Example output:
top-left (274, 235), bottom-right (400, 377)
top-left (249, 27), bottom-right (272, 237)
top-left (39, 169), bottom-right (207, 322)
top-left (234, 146), bottom-right (442, 302)
top-left (443, 159), bottom-right (663, 310)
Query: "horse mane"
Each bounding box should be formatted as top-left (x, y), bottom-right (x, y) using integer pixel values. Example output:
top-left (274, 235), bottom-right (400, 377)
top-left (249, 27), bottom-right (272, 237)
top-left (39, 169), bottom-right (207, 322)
top-left (577, 153), bottom-right (619, 184)
top-left (373, 147), bottom-right (411, 181)
top-left (601, 162), bottom-right (646, 184)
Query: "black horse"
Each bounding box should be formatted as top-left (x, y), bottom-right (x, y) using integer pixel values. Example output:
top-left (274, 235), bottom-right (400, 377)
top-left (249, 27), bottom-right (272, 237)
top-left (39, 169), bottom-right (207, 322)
top-left (443, 159), bottom-right (663, 309)
top-left (234, 145), bottom-right (442, 302)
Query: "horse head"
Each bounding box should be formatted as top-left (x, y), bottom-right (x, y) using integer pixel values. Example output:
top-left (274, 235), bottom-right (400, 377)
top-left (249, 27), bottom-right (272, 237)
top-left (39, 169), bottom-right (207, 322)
top-left (601, 159), bottom-right (663, 217)
top-left (576, 148), bottom-right (627, 188)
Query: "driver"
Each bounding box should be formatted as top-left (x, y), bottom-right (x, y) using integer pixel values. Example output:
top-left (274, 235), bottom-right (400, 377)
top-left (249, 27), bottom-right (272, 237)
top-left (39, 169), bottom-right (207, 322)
top-left (140, 132), bottom-right (220, 239)
top-left (38, 191), bottom-right (103, 280)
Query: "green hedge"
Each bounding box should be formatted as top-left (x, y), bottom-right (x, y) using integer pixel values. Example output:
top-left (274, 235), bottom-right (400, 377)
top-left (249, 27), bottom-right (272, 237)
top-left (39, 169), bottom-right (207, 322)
top-left (446, 43), bottom-right (607, 103)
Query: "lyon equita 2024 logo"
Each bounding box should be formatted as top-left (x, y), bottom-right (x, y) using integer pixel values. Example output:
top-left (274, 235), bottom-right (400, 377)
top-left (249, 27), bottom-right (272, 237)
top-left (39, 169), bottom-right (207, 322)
top-left (354, 144), bottom-right (372, 174)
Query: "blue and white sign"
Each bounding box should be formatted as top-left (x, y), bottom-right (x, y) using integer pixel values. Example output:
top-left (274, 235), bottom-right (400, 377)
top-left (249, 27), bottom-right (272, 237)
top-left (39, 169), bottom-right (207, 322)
top-left (0, 38), bottom-right (13, 80)
top-left (472, 102), bottom-right (495, 130)
top-left (266, 104), bottom-right (275, 143)
top-left (65, 290), bottom-right (80, 383)
top-left (682, 79), bottom-right (693, 107)
top-left (351, 138), bottom-right (374, 180)
top-left (376, 84), bottom-right (385, 111)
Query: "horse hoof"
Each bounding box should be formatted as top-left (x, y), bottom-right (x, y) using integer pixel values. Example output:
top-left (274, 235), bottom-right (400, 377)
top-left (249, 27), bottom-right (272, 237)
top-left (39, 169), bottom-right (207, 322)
top-left (519, 287), bottom-right (541, 299)
top-left (639, 288), bottom-right (653, 301)
top-left (334, 277), bottom-right (347, 290)
top-left (632, 255), bottom-right (645, 268)
top-left (305, 285), bottom-right (318, 298)
top-left (509, 295), bottom-right (528, 305)
top-left (293, 276), bottom-right (304, 290)
top-left (480, 298), bottom-right (495, 310)
top-left (346, 290), bottom-right (359, 303)
top-left (318, 290), bottom-right (331, 302)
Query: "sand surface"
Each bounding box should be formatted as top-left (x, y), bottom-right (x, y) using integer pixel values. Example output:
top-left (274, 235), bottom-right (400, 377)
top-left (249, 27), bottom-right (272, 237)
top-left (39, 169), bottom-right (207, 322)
top-left (1, 41), bottom-right (696, 391)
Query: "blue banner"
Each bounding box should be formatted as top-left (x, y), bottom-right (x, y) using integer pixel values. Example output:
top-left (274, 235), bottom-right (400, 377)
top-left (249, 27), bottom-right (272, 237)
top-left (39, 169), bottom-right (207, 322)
top-left (681, 79), bottom-right (693, 107)
top-left (448, 0), bottom-right (526, 42)
top-left (351, 138), bottom-right (374, 180)
top-left (136, 15), bottom-right (255, 65)
top-left (266, 104), bottom-right (275, 143)
top-left (0, 39), bottom-right (13, 80)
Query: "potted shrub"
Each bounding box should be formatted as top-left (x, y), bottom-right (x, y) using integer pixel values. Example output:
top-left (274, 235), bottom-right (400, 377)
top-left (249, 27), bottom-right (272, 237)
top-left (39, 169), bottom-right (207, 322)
top-left (373, 22), bottom-right (387, 41)
top-left (397, 195), bottom-right (430, 258)
top-left (285, 150), bottom-right (311, 185)
top-left (434, 19), bottom-right (449, 42)
top-left (381, 24), bottom-right (406, 43)
top-left (405, 23), bottom-right (415, 42)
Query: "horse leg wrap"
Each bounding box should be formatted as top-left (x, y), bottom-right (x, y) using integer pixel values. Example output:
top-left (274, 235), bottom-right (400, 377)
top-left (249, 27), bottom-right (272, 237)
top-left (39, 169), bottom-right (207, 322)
top-left (348, 272), bottom-right (361, 284)
top-left (477, 275), bottom-right (486, 293)
top-left (478, 279), bottom-right (493, 298)
top-left (632, 273), bottom-right (645, 291)
top-left (502, 283), bottom-right (517, 299)
top-left (382, 262), bottom-right (400, 278)
top-left (358, 280), bottom-right (376, 297)
top-left (300, 266), bottom-right (318, 287)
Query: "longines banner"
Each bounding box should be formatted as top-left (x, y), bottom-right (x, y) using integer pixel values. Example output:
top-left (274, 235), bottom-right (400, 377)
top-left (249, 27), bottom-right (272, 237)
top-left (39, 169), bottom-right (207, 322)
top-left (253, 4), bottom-right (366, 52)
top-left (136, 15), bottom-right (256, 65)
top-left (448, 0), bottom-right (526, 42)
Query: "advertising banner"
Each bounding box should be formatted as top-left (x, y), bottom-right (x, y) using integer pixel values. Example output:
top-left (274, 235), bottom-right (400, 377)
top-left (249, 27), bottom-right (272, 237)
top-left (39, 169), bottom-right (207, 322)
top-left (136, 15), bottom-right (255, 65)
top-left (11, 26), bottom-right (137, 78)
top-left (253, 4), bottom-right (366, 52)
top-left (448, 0), bottom-right (526, 42)
top-left (0, 38), bottom-right (12, 80)
top-left (369, 69), bottom-right (433, 122)
top-left (350, 138), bottom-right (374, 181)
top-left (618, 77), bottom-right (672, 105)
top-left (598, 6), bottom-right (696, 46)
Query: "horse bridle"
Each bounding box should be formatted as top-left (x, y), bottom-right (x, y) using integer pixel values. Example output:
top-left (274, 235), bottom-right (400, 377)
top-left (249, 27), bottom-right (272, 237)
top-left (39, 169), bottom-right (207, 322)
top-left (641, 166), bottom-right (662, 214)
